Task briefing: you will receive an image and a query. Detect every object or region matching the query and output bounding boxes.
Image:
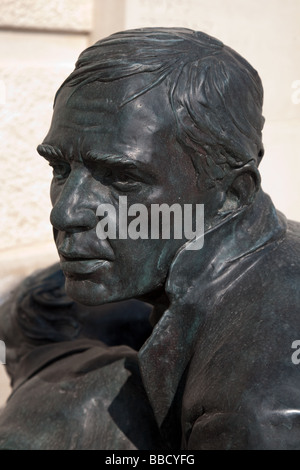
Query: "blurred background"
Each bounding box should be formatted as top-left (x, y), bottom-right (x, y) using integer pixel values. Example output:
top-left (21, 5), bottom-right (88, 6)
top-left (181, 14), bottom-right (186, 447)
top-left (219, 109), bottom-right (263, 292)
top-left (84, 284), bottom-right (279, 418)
top-left (0, 0), bottom-right (299, 405)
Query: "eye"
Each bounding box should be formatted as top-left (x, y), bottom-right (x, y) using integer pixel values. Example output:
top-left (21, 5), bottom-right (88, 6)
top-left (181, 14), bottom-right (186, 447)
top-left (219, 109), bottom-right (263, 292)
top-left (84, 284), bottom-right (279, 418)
top-left (49, 162), bottom-right (71, 181)
top-left (89, 163), bottom-right (142, 192)
top-left (109, 171), bottom-right (140, 192)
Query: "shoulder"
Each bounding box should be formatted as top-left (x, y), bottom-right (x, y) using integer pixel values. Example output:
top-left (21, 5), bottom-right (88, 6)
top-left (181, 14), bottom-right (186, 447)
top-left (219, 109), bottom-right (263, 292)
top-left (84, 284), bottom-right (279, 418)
top-left (182, 221), bottom-right (300, 449)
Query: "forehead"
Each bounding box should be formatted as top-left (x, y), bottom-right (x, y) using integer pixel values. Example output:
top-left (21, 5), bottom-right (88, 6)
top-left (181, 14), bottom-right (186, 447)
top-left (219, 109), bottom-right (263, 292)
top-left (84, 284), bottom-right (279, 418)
top-left (43, 77), bottom-right (176, 162)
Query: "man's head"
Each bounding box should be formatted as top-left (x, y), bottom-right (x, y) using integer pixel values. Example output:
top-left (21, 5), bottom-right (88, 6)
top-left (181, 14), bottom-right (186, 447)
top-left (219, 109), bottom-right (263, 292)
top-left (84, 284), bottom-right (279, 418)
top-left (56, 27), bottom-right (265, 188)
top-left (37, 28), bottom-right (265, 306)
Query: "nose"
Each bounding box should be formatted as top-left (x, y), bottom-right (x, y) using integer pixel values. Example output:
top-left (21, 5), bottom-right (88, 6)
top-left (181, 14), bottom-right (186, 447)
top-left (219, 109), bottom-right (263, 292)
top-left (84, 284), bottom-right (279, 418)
top-left (50, 170), bottom-right (99, 233)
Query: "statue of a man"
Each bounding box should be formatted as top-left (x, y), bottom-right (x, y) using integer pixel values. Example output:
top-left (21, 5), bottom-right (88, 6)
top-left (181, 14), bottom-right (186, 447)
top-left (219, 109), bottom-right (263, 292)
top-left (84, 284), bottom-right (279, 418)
top-left (1, 28), bottom-right (300, 450)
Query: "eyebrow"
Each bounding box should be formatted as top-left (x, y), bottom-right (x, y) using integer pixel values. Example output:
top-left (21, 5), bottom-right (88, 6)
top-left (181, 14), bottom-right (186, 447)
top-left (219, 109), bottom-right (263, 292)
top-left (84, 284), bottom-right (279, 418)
top-left (85, 150), bottom-right (138, 169)
top-left (37, 144), bottom-right (65, 161)
top-left (37, 144), bottom-right (139, 169)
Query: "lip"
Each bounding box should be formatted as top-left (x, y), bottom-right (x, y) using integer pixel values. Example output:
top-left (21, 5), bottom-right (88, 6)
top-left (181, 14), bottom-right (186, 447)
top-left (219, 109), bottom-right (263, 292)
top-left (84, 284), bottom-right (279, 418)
top-left (60, 259), bottom-right (110, 276)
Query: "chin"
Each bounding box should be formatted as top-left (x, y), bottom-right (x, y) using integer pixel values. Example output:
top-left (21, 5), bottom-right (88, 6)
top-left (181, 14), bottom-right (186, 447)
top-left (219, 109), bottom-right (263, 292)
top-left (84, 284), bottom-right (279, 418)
top-left (64, 277), bottom-right (116, 306)
top-left (64, 276), bottom-right (141, 306)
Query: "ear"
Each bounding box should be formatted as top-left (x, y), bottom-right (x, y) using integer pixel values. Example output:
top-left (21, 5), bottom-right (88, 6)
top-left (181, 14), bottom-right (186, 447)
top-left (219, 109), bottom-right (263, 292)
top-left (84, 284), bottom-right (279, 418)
top-left (219, 164), bottom-right (261, 214)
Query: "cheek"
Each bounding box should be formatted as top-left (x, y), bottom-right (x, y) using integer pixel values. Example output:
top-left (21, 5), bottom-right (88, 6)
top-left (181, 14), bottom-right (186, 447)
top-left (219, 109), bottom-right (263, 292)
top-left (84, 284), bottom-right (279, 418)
top-left (114, 238), bottom-right (181, 281)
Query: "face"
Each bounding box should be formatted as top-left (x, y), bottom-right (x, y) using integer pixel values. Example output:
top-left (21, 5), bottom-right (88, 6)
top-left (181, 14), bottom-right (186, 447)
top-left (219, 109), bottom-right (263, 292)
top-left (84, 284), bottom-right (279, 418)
top-left (38, 77), bottom-right (203, 306)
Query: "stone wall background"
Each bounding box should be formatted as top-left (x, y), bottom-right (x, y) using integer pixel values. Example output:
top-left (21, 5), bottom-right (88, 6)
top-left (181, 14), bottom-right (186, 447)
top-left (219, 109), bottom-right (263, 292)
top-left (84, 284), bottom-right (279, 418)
top-left (0, 0), bottom-right (94, 407)
top-left (0, 0), bottom-right (299, 407)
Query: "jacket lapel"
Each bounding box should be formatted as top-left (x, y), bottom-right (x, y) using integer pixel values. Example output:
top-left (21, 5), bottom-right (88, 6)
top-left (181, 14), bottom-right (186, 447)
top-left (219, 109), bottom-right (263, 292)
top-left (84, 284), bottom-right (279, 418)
top-left (138, 190), bottom-right (286, 427)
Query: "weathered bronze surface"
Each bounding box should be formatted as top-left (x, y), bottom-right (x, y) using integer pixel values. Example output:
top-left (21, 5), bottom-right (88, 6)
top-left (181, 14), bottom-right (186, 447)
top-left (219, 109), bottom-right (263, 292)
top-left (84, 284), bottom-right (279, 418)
top-left (1, 28), bottom-right (300, 450)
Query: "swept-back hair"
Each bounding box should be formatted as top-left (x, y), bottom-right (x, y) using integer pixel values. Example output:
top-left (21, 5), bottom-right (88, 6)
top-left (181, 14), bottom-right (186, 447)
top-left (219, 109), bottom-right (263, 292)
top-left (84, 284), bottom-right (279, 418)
top-left (55, 27), bottom-right (265, 188)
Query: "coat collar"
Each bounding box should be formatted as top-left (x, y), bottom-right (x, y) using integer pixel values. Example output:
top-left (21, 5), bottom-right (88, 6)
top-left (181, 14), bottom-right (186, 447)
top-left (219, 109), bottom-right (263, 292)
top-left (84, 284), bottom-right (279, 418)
top-left (138, 190), bottom-right (287, 427)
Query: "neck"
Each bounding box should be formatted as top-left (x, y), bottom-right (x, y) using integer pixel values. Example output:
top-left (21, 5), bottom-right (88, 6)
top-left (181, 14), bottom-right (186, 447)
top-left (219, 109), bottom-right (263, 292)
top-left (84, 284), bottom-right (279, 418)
top-left (136, 288), bottom-right (170, 326)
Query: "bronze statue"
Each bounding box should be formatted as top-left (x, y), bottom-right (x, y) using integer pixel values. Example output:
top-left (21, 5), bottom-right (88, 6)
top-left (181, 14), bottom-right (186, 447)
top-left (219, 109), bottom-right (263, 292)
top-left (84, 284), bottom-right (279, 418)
top-left (0, 28), bottom-right (300, 450)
